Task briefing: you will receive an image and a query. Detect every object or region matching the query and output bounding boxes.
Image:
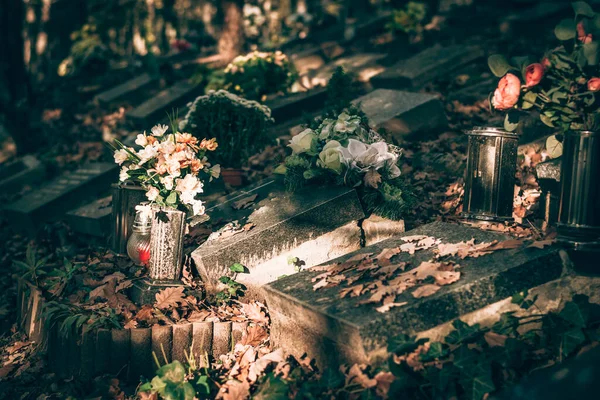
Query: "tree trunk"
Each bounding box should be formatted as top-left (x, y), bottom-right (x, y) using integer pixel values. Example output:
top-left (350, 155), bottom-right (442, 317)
top-left (218, 0), bottom-right (244, 64)
top-left (0, 0), bottom-right (41, 155)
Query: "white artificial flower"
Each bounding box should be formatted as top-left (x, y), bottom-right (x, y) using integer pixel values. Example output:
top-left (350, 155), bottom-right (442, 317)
top-left (151, 124), bottom-right (169, 137)
top-left (210, 164), bottom-right (221, 179)
top-left (160, 175), bottom-right (174, 190)
top-left (179, 191), bottom-right (195, 205)
top-left (159, 140), bottom-right (176, 155)
top-left (334, 113), bottom-right (361, 134)
top-left (114, 149), bottom-right (129, 165)
top-left (137, 143), bottom-right (159, 164)
top-left (190, 199), bottom-right (205, 216)
top-left (146, 186), bottom-right (159, 201)
top-left (339, 139), bottom-right (401, 176)
top-left (176, 174), bottom-right (203, 195)
top-left (135, 133), bottom-right (148, 146)
top-left (288, 128), bottom-right (316, 154)
top-left (318, 119), bottom-right (334, 140)
top-left (119, 166), bottom-right (129, 182)
top-left (165, 158), bottom-right (181, 176)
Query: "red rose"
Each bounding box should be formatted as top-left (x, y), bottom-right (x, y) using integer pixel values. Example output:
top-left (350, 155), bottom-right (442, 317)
top-left (588, 77), bottom-right (600, 91)
top-left (525, 63), bottom-right (544, 87)
top-left (578, 22), bottom-right (593, 44)
top-left (542, 58), bottom-right (551, 70)
top-left (492, 73), bottom-right (521, 110)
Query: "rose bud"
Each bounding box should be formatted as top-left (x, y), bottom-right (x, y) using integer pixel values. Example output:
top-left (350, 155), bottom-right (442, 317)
top-left (588, 77), bottom-right (600, 91)
top-left (578, 22), bottom-right (593, 44)
top-left (492, 73), bottom-right (521, 110)
top-left (542, 57), bottom-right (551, 70)
top-left (525, 63), bottom-right (544, 87)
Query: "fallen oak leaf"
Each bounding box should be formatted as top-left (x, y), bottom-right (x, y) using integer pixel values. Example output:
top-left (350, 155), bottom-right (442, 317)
top-left (375, 247), bottom-right (401, 266)
top-left (241, 302), bottom-right (269, 324)
top-left (155, 286), bottom-right (186, 309)
top-left (528, 239), bottom-right (555, 249)
top-left (347, 364), bottom-right (377, 388)
top-left (411, 284), bottom-right (441, 298)
top-left (484, 331), bottom-right (508, 347)
top-left (241, 325), bottom-right (268, 346)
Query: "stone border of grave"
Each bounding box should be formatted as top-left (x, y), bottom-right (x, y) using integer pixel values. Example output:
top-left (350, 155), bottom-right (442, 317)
top-left (16, 279), bottom-right (247, 381)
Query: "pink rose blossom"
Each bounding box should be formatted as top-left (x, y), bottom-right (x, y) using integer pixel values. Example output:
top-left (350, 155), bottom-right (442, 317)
top-left (492, 73), bottom-right (521, 110)
top-left (588, 77), bottom-right (600, 91)
top-left (525, 63), bottom-right (544, 87)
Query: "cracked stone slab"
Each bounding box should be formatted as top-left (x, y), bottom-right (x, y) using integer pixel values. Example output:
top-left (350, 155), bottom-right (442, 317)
top-left (192, 179), bottom-right (365, 296)
top-left (264, 221), bottom-right (566, 368)
top-left (94, 73), bottom-right (158, 106)
top-left (370, 44), bottom-right (485, 89)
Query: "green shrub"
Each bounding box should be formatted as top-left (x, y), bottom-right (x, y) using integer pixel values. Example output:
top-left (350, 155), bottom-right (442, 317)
top-left (58, 24), bottom-right (110, 77)
top-left (221, 50), bottom-right (297, 101)
top-left (179, 90), bottom-right (274, 168)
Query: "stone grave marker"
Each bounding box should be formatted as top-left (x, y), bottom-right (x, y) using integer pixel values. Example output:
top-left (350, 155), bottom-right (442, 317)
top-left (3, 163), bottom-right (118, 235)
top-left (0, 155), bottom-right (46, 194)
top-left (94, 73), bottom-right (158, 107)
top-left (65, 195), bottom-right (112, 237)
top-left (192, 178), bottom-right (365, 297)
top-left (127, 80), bottom-right (205, 128)
top-left (266, 87), bottom-right (328, 124)
top-left (312, 53), bottom-right (387, 86)
top-left (264, 221), bottom-right (567, 368)
top-left (353, 89), bottom-right (448, 139)
top-left (370, 44), bottom-right (485, 90)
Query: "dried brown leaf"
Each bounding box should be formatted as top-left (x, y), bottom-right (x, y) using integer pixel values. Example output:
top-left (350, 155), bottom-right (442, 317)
top-left (240, 325), bottom-right (268, 347)
top-left (411, 284), bottom-right (441, 298)
top-left (376, 301), bottom-right (407, 313)
top-left (155, 286), bottom-right (186, 310)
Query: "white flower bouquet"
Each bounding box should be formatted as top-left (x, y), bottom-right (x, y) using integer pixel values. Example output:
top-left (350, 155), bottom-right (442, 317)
top-left (277, 112), bottom-right (414, 220)
top-left (112, 123), bottom-right (220, 217)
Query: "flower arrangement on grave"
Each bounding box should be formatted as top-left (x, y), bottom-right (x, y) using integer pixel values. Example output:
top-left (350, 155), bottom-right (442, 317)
top-left (179, 90), bottom-right (274, 170)
top-left (112, 123), bottom-right (220, 218)
top-left (58, 24), bottom-right (110, 77)
top-left (488, 1), bottom-right (600, 151)
top-left (276, 111), bottom-right (415, 220)
top-left (221, 50), bottom-right (297, 101)
top-left (387, 1), bottom-right (428, 43)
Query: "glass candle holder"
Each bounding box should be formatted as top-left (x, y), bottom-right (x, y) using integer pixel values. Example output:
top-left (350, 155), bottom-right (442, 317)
top-left (127, 207), bottom-right (152, 266)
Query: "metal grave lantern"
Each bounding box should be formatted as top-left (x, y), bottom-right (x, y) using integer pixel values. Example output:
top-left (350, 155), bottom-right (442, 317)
top-left (462, 127), bottom-right (519, 222)
top-left (557, 130), bottom-right (600, 250)
top-left (111, 183), bottom-right (147, 255)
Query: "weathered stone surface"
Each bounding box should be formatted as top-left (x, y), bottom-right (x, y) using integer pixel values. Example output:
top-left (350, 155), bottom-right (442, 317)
top-left (313, 53), bottom-right (387, 84)
top-left (96, 329), bottom-right (111, 374)
top-left (353, 89), bottom-right (448, 138)
top-left (0, 155), bottom-right (46, 194)
top-left (213, 322), bottom-right (232, 358)
top-left (111, 329), bottom-right (131, 377)
top-left (3, 163), bottom-right (118, 235)
top-left (536, 158), bottom-right (561, 183)
top-left (80, 327), bottom-right (96, 379)
top-left (266, 87), bottom-right (328, 125)
top-left (65, 195), bottom-right (112, 237)
top-left (94, 73), bottom-right (158, 106)
top-left (127, 80), bottom-right (205, 128)
top-left (172, 323), bottom-right (193, 363)
top-left (264, 221), bottom-right (566, 368)
top-left (362, 215), bottom-right (405, 247)
top-left (192, 178), bottom-right (364, 295)
top-left (130, 328), bottom-right (153, 380)
top-left (152, 324), bottom-right (173, 365)
top-left (371, 45), bottom-right (485, 89)
top-left (232, 321), bottom-right (248, 345)
top-left (192, 321), bottom-right (213, 366)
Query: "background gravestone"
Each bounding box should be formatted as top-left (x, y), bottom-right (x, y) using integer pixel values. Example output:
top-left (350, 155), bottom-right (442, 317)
top-left (264, 221), bottom-right (566, 368)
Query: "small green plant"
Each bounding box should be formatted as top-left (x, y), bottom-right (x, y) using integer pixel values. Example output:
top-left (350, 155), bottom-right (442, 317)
top-left (13, 245), bottom-right (50, 287)
top-left (221, 50), bottom-right (297, 101)
top-left (287, 256), bottom-right (306, 272)
top-left (387, 2), bottom-right (427, 40)
top-left (216, 263), bottom-right (248, 304)
top-left (45, 258), bottom-right (80, 298)
top-left (179, 90), bottom-right (274, 169)
top-left (58, 24), bottom-right (110, 77)
top-left (43, 301), bottom-right (121, 338)
top-left (139, 361), bottom-right (197, 400)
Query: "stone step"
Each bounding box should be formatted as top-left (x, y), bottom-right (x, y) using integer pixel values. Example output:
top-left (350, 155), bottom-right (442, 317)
top-left (94, 73), bottom-right (159, 107)
top-left (192, 178), bottom-right (406, 298)
top-left (0, 155), bottom-right (47, 195)
top-left (3, 163), bottom-right (118, 235)
top-left (370, 44), bottom-right (485, 90)
top-left (263, 221), bottom-right (567, 368)
top-left (353, 88), bottom-right (448, 139)
top-left (127, 80), bottom-right (204, 128)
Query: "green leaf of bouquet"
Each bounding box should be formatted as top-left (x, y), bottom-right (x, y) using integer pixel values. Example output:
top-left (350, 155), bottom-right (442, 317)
top-left (487, 55), bottom-right (512, 77)
top-left (555, 18), bottom-right (577, 41)
top-left (273, 164), bottom-right (287, 175)
top-left (546, 135), bottom-right (564, 159)
top-left (229, 263), bottom-right (248, 273)
top-left (540, 114), bottom-right (556, 127)
top-left (584, 41), bottom-right (600, 65)
top-left (165, 191), bottom-right (177, 205)
top-left (572, 1), bottom-right (595, 18)
top-left (522, 91), bottom-right (537, 110)
top-left (504, 113), bottom-right (519, 132)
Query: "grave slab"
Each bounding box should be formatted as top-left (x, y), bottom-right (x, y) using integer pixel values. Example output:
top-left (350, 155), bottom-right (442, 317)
top-left (94, 73), bottom-right (158, 106)
top-left (264, 221), bottom-right (567, 368)
top-left (192, 178), bottom-right (365, 296)
top-left (313, 53), bottom-right (387, 85)
top-left (3, 163), bottom-right (118, 235)
top-left (370, 45), bottom-right (485, 90)
top-left (127, 80), bottom-right (204, 128)
top-left (65, 195), bottom-right (112, 237)
top-left (353, 89), bottom-right (448, 138)
top-left (0, 155), bottom-right (46, 194)
top-left (266, 87), bottom-right (328, 125)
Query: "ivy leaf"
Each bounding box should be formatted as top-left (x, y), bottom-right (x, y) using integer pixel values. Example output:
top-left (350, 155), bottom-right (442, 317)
top-left (561, 328), bottom-right (586, 356)
top-left (470, 366), bottom-right (495, 400)
top-left (320, 368), bottom-right (344, 389)
top-left (445, 319), bottom-right (481, 345)
top-left (254, 374), bottom-right (289, 400)
top-left (487, 55), bottom-right (512, 78)
top-left (426, 364), bottom-right (455, 392)
top-left (492, 312), bottom-right (520, 335)
top-left (454, 345), bottom-right (478, 371)
top-left (555, 18), bottom-right (577, 41)
top-left (388, 334), bottom-right (427, 355)
top-left (559, 298), bottom-right (589, 327)
top-left (157, 360), bottom-right (187, 383)
top-left (229, 263), bottom-right (248, 273)
top-left (572, 1), bottom-right (595, 17)
top-left (420, 342), bottom-right (448, 361)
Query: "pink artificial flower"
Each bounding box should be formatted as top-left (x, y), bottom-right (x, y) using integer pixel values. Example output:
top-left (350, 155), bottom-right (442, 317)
top-left (578, 22), bottom-right (593, 44)
top-left (492, 73), bottom-right (521, 110)
top-left (588, 77), bottom-right (600, 91)
top-left (525, 63), bottom-right (544, 87)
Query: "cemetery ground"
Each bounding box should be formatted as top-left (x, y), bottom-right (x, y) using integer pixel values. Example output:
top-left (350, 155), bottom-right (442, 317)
top-left (2, 1), bottom-right (600, 399)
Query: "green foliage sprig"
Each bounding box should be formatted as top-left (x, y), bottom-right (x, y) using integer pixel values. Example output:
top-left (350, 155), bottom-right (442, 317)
top-left (215, 263), bottom-right (249, 304)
